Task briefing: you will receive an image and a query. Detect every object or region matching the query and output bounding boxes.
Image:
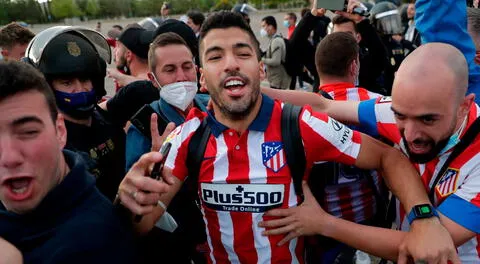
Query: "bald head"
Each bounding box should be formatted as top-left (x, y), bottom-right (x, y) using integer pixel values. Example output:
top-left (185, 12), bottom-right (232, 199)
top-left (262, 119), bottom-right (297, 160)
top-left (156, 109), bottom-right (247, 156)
top-left (393, 43), bottom-right (468, 105)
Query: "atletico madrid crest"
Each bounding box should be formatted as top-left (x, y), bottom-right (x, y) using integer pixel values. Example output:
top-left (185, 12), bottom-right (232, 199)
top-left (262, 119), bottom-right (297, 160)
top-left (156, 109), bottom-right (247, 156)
top-left (435, 168), bottom-right (459, 197)
top-left (262, 142), bottom-right (286, 173)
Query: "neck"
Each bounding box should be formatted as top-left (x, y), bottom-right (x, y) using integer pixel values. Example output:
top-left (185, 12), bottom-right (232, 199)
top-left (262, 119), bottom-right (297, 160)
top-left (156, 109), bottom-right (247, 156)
top-left (129, 60), bottom-right (149, 78)
top-left (63, 113), bottom-right (92, 126)
top-left (213, 94), bottom-right (263, 134)
top-left (319, 75), bottom-right (355, 88)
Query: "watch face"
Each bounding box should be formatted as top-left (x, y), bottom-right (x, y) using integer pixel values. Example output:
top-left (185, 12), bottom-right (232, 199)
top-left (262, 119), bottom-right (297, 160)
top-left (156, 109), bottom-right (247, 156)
top-left (415, 204), bottom-right (432, 217)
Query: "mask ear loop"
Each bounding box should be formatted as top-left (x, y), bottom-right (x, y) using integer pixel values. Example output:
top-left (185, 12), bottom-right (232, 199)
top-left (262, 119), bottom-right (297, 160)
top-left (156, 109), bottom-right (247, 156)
top-left (151, 73), bottom-right (163, 89)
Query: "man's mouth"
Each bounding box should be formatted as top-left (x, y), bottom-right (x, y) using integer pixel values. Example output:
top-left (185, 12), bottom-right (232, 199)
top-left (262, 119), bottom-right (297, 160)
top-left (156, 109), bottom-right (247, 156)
top-left (224, 77), bottom-right (246, 97)
top-left (3, 177), bottom-right (34, 201)
top-left (408, 141), bottom-right (431, 154)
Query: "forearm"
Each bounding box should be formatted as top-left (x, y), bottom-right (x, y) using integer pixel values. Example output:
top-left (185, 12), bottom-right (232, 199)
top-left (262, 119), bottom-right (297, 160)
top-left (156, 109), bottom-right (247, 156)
top-left (321, 214), bottom-right (404, 260)
top-left (380, 147), bottom-right (430, 211)
top-left (261, 87), bottom-right (360, 124)
top-left (263, 53), bottom-right (281, 66)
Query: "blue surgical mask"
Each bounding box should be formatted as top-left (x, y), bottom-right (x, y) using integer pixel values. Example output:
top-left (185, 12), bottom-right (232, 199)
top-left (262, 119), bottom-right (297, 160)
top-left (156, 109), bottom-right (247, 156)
top-left (54, 89), bottom-right (96, 120)
top-left (283, 20), bottom-right (290, 28)
top-left (438, 117), bottom-right (467, 155)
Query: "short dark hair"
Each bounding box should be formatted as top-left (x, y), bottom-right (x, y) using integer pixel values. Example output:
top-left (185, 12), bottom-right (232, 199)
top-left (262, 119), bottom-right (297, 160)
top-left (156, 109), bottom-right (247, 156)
top-left (287, 12), bottom-right (297, 22)
top-left (0, 22), bottom-right (35, 50)
top-left (301, 8), bottom-right (310, 18)
top-left (112, 25), bottom-right (123, 31)
top-left (187, 10), bottom-right (206, 27)
top-left (199, 11), bottom-right (261, 64)
top-left (262, 16), bottom-right (277, 30)
top-left (332, 15), bottom-right (358, 33)
top-left (315, 32), bottom-right (359, 77)
top-left (468, 7), bottom-right (480, 37)
top-left (0, 61), bottom-right (58, 122)
top-left (148, 32), bottom-right (191, 72)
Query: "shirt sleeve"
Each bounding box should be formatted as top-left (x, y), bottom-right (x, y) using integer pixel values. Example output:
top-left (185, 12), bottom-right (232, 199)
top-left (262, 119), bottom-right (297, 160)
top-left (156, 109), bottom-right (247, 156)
top-left (300, 106), bottom-right (361, 166)
top-left (125, 125), bottom-right (151, 172)
top-left (358, 96), bottom-right (401, 143)
top-left (164, 112), bottom-right (203, 181)
top-left (416, 0), bottom-right (480, 103)
top-left (437, 165), bottom-right (480, 233)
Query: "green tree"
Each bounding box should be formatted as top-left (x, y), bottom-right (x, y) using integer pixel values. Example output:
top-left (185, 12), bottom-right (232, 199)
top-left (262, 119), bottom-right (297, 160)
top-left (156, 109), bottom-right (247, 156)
top-left (85, 0), bottom-right (100, 17)
top-left (51, 0), bottom-right (83, 19)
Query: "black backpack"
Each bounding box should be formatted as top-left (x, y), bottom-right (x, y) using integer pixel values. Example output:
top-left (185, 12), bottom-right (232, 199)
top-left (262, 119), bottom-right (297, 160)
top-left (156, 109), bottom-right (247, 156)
top-left (268, 36), bottom-right (299, 79)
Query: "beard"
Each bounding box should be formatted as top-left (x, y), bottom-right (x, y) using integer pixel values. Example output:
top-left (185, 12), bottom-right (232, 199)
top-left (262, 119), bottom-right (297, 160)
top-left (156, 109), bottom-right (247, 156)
top-left (208, 71), bottom-right (260, 121)
top-left (402, 135), bottom-right (450, 164)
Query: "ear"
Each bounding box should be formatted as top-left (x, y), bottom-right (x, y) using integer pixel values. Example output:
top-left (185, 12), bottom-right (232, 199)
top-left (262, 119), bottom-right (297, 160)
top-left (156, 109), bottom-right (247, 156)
top-left (55, 114), bottom-right (68, 150)
top-left (147, 72), bottom-right (159, 88)
top-left (460, 93), bottom-right (475, 117)
top-left (199, 67), bottom-right (207, 92)
top-left (1, 49), bottom-right (8, 58)
top-left (125, 50), bottom-right (133, 62)
top-left (259, 60), bottom-right (266, 81)
top-left (349, 59), bottom-right (357, 77)
top-left (355, 33), bottom-right (362, 43)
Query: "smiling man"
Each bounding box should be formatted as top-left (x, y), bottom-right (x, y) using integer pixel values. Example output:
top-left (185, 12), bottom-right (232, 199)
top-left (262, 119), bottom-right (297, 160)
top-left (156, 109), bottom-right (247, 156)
top-left (0, 61), bottom-right (135, 263)
top-left (117, 11), bottom-right (458, 264)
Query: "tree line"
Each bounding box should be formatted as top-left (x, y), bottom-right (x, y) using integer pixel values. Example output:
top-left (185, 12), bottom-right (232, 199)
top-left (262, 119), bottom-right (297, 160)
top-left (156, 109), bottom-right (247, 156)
top-left (0, 0), bottom-right (307, 25)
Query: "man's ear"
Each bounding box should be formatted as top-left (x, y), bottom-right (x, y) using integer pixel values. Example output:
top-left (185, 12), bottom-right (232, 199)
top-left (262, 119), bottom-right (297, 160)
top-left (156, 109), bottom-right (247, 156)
top-left (460, 93), bottom-right (475, 117)
top-left (199, 67), bottom-right (208, 92)
top-left (1, 49), bottom-right (9, 58)
top-left (259, 60), bottom-right (266, 81)
top-left (125, 50), bottom-right (133, 62)
top-left (55, 114), bottom-right (67, 150)
top-left (355, 33), bottom-right (362, 43)
top-left (147, 72), bottom-right (159, 88)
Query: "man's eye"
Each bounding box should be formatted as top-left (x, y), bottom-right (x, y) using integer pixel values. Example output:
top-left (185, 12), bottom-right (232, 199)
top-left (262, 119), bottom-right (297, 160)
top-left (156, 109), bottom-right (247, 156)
top-left (394, 112), bottom-right (405, 120)
top-left (18, 130), bottom-right (39, 138)
top-left (422, 117), bottom-right (436, 125)
top-left (208, 55), bottom-right (221, 61)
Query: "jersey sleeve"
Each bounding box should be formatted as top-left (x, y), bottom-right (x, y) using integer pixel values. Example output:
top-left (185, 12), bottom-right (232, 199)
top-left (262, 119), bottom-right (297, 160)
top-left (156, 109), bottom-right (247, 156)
top-left (164, 109), bottom-right (204, 181)
top-left (437, 165), bottom-right (480, 233)
top-left (299, 105), bottom-right (361, 166)
top-left (358, 96), bottom-right (400, 143)
top-left (416, 0), bottom-right (480, 103)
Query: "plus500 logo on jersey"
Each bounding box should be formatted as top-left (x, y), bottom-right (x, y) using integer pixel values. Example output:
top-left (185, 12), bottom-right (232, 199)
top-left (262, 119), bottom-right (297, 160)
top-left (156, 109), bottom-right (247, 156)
top-left (200, 183), bottom-right (284, 213)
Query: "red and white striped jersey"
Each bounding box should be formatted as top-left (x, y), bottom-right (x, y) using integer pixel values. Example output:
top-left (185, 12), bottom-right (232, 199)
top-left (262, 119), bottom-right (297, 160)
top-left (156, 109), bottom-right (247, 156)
top-left (164, 95), bottom-right (362, 264)
top-left (319, 83), bottom-right (383, 223)
top-left (358, 96), bottom-right (480, 263)
top-left (320, 82), bottom-right (382, 101)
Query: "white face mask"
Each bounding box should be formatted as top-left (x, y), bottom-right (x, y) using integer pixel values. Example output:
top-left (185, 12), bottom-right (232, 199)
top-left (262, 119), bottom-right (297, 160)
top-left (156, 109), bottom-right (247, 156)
top-left (260, 28), bottom-right (268, 37)
top-left (152, 74), bottom-right (198, 111)
top-left (154, 201), bottom-right (178, 233)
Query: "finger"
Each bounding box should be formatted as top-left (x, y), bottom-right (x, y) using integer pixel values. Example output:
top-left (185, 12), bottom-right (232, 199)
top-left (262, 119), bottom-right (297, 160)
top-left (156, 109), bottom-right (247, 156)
top-left (132, 190), bottom-right (162, 206)
top-left (262, 223), bottom-right (296, 236)
top-left (397, 246), bottom-right (408, 264)
top-left (130, 152), bottom-right (164, 176)
top-left (264, 208), bottom-right (294, 217)
top-left (150, 113), bottom-right (160, 150)
top-left (130, 175), bottom-right (170, 194)
top-left (259, 216), bottom-right (294, 228)
top-left (118, 189), bottom-right (155, 215)
top-left (301, 181), bottom-right (315, 201)
top-left (278, 231), bottom-right (300, 246)
top-left (161, 122), bottom-right (176, 140)
top-left (449, 250), bottom-right (461, 264)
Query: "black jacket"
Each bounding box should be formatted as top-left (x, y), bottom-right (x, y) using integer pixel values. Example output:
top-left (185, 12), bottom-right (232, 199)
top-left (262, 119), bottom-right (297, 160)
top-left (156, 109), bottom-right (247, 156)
top-left (290, 13), bottom-right (388, 94)
top-left (0, 150), bottom-right (136, 264)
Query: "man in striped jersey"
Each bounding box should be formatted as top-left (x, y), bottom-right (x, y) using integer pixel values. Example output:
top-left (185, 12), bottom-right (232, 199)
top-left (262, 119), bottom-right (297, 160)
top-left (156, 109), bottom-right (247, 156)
top-left (262, 43), bottom-right (475, 263)
top-left (117, 11), bottom-right (456, 264)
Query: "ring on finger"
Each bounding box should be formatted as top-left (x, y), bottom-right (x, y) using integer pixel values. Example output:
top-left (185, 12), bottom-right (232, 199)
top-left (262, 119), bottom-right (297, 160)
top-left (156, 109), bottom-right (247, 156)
top-left (131, 190), bottom-right (138, 199)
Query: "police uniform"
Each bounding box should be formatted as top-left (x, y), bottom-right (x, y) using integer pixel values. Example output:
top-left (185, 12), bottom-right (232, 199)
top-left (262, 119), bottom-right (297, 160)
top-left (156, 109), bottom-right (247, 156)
top-left (24, 27), bottom-right (126, 201)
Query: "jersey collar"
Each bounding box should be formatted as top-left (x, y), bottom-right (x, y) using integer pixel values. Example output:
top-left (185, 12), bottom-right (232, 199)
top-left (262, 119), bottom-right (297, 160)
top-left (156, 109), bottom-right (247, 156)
top-left (206, 94), bottom-right (274, 137)
top-left (319, 82), bottom-right (356, 93)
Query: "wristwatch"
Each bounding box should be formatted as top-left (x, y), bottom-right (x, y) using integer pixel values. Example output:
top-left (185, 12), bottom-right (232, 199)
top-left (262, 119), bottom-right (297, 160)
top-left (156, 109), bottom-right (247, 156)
top-left (407, 204), bottom-right (439, 225)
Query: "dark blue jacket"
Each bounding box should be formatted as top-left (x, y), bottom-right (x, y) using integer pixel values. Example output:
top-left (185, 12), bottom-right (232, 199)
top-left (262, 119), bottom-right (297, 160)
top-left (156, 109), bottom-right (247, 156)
top-left (0, 150), bottom-right (136, 264)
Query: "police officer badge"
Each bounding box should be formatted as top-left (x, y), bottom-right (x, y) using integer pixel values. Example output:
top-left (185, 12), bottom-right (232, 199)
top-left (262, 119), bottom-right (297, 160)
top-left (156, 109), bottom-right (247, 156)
top-left (67, 42), bottom-right (81, 57)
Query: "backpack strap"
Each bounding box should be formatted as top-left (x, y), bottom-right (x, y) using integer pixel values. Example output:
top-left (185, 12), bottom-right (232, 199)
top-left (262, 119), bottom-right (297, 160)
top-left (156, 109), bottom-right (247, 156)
top-left (428, 117), bottom-right (480, 203)
top-left (281, 103), bottom-right (306, 200)
top-left (187, 118), bottom-right (211, 197)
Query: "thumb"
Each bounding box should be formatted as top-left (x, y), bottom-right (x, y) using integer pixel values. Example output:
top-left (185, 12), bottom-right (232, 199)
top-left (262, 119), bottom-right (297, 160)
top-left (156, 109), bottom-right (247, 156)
top-left (301, 181), bottom-right (315, 202)
top-left (130, 152), bottom-right (163, 176)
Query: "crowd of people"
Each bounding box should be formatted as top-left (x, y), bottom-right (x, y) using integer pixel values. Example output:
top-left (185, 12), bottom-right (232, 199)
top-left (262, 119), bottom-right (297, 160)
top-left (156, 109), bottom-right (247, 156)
top-left (0, 0), bottom-right (479, 263)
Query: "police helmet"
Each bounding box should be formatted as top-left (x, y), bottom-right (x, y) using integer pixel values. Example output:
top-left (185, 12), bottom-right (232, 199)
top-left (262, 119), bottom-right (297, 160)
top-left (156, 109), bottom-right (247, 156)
top-left (138, 17), bottom-right (164, 31)
top-left (370, 2), bottom-right (402, 35)
top-left (232, 3), bottom-right (257, 23)
top-left (24, 26), bottom-right (110, 99)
